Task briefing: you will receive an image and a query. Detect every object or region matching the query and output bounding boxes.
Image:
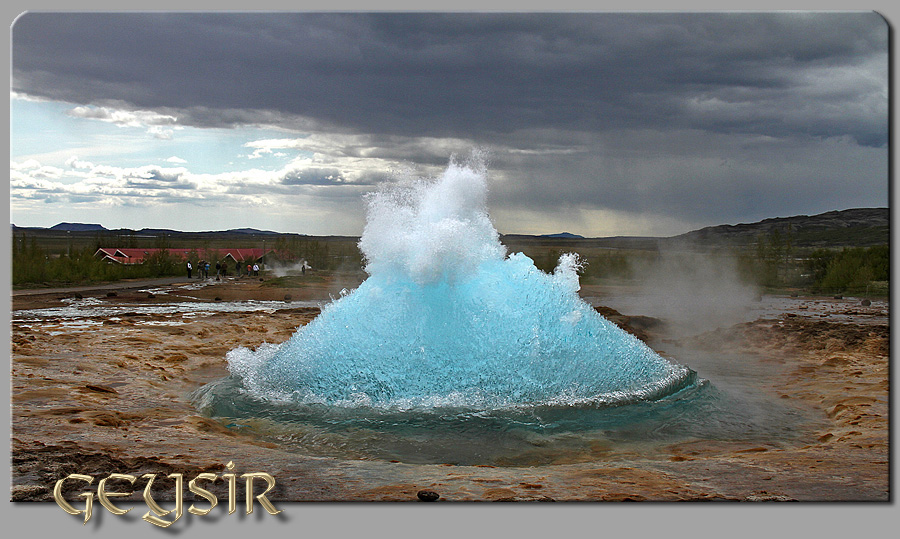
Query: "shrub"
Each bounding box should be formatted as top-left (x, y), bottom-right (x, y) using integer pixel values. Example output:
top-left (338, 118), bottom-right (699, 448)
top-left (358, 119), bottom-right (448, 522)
top-left (806, 245), bottom-right (889, 294)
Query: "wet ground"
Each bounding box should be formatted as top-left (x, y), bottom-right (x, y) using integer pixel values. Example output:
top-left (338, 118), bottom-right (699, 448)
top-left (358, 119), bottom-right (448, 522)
top-left (10, 274), bottom-right (889, 502)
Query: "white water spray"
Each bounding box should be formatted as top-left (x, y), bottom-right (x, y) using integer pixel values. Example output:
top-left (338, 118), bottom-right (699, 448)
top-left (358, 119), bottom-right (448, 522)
top-left (226, 156), bottom-right (692, 410)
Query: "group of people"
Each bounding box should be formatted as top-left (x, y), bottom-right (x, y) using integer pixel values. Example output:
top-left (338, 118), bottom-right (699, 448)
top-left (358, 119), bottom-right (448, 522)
top-left (186, 260), bottom-right (212, 279)
top-left (234, 260), bottom-right (260, 277)
top-left (186, 259), bottom-right (261, 279)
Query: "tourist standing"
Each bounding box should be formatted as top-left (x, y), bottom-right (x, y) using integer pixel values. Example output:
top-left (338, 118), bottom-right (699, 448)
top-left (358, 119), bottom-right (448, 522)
top-left (186, 261), bottom-right (192, 279)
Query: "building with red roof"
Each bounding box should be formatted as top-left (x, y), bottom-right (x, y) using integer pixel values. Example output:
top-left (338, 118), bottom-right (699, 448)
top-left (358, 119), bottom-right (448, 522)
top-left (94, 248), bottom-right (276, 265)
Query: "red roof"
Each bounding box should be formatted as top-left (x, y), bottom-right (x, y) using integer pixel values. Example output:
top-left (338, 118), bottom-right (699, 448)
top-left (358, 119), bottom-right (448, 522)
top-left (94, 248), bottom-right (278, 265)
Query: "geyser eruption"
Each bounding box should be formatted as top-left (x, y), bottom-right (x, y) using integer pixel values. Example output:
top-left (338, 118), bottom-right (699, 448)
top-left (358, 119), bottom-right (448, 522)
top-left (225, 156), bottom-right (693, 410)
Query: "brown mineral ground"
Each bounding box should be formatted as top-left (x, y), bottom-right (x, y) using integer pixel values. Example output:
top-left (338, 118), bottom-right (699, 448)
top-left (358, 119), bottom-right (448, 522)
top-left (10, 274), bottom-right (889, 502)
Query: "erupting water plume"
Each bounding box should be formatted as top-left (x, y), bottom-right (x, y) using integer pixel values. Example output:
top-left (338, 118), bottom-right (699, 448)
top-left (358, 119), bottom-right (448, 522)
top-left (224, 155), bottom-right (693, 410)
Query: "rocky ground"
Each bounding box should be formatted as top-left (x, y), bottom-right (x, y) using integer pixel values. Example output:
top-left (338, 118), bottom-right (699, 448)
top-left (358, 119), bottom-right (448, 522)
top-left (10, 274), bottom-right (889, 503)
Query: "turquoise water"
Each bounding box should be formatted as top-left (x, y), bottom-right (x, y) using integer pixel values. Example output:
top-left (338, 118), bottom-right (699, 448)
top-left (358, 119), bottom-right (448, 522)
top-left (221, 158), bottom-right (690, 410)
top-left (192, 157), bottom-right (813, 465)
top-left (222, 251), bottom-right (693, 410)
top-left (191, 372), bottom-right (815, 465)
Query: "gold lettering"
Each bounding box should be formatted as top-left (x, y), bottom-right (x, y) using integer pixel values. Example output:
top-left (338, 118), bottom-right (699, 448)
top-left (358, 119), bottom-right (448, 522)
top-left (242, 472), bottom-right (281, 515)
top-left (98, 473), bottom-right (136, 515)
top-left (187, 473), bottom-right (219, 516)
top-left (141, 473), bottom-right (183, 528)
top-left (51, 464), bottom-right (282, 526)
top-left (53, 474), bottom-right (94, 525)
top-left (221, 461), bottom-right (237, 515)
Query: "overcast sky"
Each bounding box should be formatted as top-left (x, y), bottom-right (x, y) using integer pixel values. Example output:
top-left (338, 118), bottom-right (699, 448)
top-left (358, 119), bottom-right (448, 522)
top-left (9, 11), bottom-right (889, 236)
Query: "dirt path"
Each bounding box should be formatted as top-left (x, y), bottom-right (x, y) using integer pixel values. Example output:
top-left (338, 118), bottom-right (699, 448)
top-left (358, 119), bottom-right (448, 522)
top-left (11, 277), bottom-right (194, 297)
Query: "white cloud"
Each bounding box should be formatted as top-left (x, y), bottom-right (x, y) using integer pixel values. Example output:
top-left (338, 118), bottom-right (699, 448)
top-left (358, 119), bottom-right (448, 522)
top-left (148, 126), bottom-right (175, 139)
top-left (9, 90), bottom-right (50, 103)
top-left (11, 159), bottom-right (67, 180)
top-left (11, 115), bottom-right (888, 237)
top-left (9, 153), bottom-right (385, 213)
top-left (67, 105), bottom-right (177, 126)
top-left (65, 156), bottom-right (95, 170)
top-left (11, 159), bottom-right (43, 171)
top-left (66, 104), bottom-right (182, 138)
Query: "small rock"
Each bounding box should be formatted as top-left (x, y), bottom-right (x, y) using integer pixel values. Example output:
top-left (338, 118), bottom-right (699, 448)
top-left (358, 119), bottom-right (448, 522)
top-left (284, 294), bottom-right (293, 302)
top-left (861, 299), bottom-right (871, 306)
top-left (106, 291), bottom-right (117, 297)
top-left (147, 293), bottom-right (155, 299)
top-left (416, 490), bottom-right (440, 502)
top-left (214, 297), bottom-right (222, 302)
top-left (72, 292), bottom-right (83, 299)
top-left (833, 295), bottom-right (843, 300)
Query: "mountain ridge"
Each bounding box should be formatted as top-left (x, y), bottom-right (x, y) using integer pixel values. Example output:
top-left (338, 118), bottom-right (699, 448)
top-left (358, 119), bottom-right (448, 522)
top-left (12, 207), bottom-right (889, 248)
top-left (670, 207), bottom-right (888, 248)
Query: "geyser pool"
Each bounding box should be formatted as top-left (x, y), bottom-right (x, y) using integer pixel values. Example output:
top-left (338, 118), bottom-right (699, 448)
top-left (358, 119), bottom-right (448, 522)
top-left (193, 157), bottom-right (721, 464)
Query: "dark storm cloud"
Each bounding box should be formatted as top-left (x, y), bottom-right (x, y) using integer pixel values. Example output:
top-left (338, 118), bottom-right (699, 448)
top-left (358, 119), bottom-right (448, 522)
top-left (10, 12), bottom-right (888, 234)
top-left (486, 128), bottom-right (887, 226)
top-left (11, 12), bottom-right (887, 147)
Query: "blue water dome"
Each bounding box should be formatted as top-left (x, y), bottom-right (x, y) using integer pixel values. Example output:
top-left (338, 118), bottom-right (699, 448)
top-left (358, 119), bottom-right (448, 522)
top-left (226, 156), bottom-right (692, 411)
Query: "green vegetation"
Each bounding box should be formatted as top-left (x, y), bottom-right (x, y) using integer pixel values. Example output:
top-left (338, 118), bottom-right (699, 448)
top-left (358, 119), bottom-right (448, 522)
top-left (527, 247), bottom-right (635, 283)
top-left (269, 236), bottom-right (364, 271)
top-left (10, 229), bottom-right (367, 289)
top-left (510, 229), bottom-right (888, 297)
top-left (11, 235), bottom-right (184, 287)
top-left (10, 224), bottom-right (888, 296)
top-left (734, 227), bottom-right (801, 289)
top-left (725, 227), bottom-right (888, 296)
top-left (804, 245), bottom-right (889, 294)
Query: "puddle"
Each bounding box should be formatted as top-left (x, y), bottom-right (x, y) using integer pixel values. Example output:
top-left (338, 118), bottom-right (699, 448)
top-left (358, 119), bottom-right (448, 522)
top-left (15, 298), bottom-right (324, 322)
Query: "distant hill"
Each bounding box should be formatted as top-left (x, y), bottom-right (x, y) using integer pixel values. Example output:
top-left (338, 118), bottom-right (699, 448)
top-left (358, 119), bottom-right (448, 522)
top-left (49, 222), bottom-right (107, 232)
top-left (540, 232), bottom-right (585, 239)
top-left (669, 207), bottom-right (888, 248)
top-left (139, 228), bottom-right (180, 235)
top-left (224, 228), bottom-right (280, 235)
top-left (13, 207), bottom-right (888, 250)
